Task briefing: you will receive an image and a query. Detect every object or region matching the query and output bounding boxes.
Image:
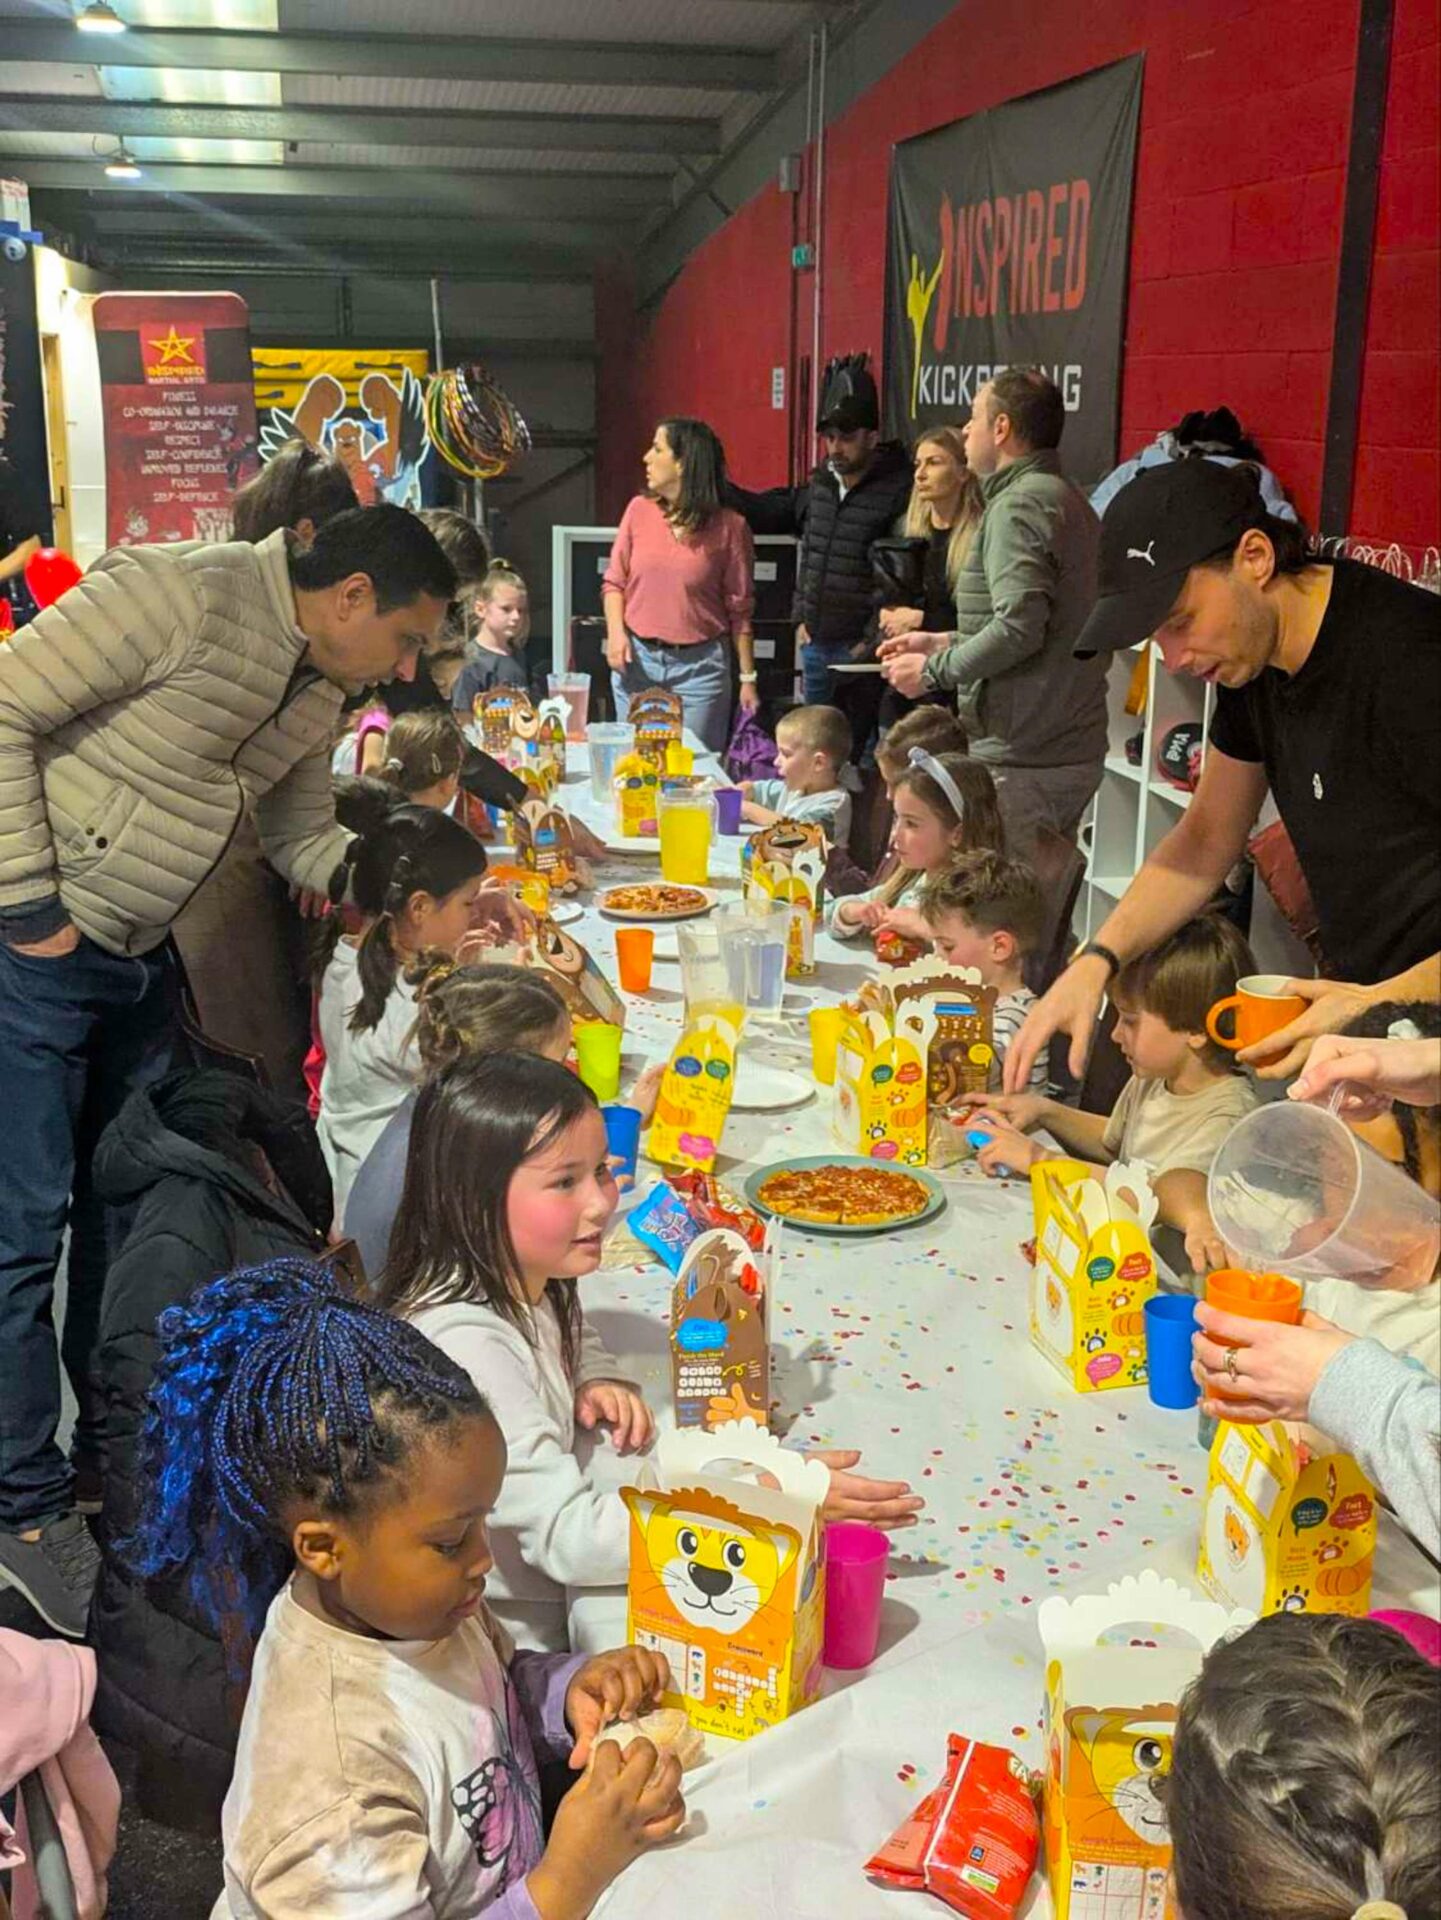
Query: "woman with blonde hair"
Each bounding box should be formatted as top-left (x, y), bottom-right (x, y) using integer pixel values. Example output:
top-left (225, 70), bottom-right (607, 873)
top-left (879, 425), bottom-right (984, 651)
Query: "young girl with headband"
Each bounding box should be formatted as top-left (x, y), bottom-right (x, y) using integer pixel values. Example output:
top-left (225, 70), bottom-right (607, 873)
top-left (376, 1052), bottom-right (924, 1652)
top-left (315, 782), bottom-right (502, 1215)
top-left (125, 1256), bottom-right (685, 1918)
top-left (1167, 1610), bottom-right (1438, 1920)
top-left (828, 746), bottom-right (1004, 954)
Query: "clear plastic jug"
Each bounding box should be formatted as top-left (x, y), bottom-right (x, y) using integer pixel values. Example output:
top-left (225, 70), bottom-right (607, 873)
top-left (1208, 1096), bottom-right (1440, 1288)
top-left (716, 899), bottom-right (790, 1025)
top-left (585, 721), bottom-right (634, 808)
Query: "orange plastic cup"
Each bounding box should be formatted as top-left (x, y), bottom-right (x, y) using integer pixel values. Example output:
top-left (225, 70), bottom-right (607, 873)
top-left (1205, 975), bottom-right (1307, 1050)
top-left (1205, 1267), bottom-right (1303, 1403)
top-left (615, 926), bottom-right (655, 994)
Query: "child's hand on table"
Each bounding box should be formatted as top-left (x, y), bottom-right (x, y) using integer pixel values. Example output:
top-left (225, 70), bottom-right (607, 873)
top-left (975, 1121), bottom-right (1040, 1179)
top-left (952, 1090), bottom-right (1049, 1134)
top-left (568, 816), bottom-right (608, 863)
top-left (808, 1449), bottom-right (925, 1530)
top-left (842, 899), bottom-right (888, 930)
top-left (564, 1645), bottom-right (672, 1766)
top-left (574, 1378), bottom-right (654, 1454)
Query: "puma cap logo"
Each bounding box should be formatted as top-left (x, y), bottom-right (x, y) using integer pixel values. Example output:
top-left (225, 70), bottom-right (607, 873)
top-left (1126, 540), bottom-right (1157, 566)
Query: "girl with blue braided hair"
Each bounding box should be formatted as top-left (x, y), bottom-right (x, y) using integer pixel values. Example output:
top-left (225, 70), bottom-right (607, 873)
top-left (128, 1255), bottom-right (685, 1918)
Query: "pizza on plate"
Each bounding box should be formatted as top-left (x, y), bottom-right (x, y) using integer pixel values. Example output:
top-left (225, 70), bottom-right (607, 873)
top-left (599, 884), bottom-right (709, 916)
top-left (755, 1163), bottom-right (931, 1227)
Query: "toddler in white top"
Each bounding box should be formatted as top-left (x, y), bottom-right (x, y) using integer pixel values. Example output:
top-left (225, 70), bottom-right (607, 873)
top-left (739, 703), bottom-right (854, 847)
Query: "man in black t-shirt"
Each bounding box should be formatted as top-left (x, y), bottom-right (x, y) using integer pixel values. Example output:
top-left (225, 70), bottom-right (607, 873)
top-left (1003, 458), bottom-right (1440, 1092)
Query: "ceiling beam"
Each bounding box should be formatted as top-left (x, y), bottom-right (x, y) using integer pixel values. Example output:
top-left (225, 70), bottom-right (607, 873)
top-left (101, 251), bottom-right (598, 283)
top-left (14, 158), bottom-right (669, 217)
top-left (0, 95), bottom-right (720, 158)
top-left (1, 23), bottom-right (776, 93)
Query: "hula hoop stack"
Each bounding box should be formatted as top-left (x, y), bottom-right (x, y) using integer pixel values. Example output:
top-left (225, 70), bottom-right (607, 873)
top-left (425, 362), bottom-right (532, 479)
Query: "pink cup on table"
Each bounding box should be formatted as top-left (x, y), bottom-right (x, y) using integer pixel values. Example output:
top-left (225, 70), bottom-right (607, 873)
top-left (823, 1522), bottom-right (889, 1670)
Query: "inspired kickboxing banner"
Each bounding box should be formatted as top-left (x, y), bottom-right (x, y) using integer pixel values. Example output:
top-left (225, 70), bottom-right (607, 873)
top-left (93, 291), bottom-right (259, 547)
top-left (252, 348), bottom-right (436, 509)
top-left (883, 56), bottom-right (1142, 486)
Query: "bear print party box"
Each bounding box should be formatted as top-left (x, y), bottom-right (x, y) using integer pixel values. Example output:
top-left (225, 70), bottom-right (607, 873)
top-left (1029, 1159), bottom-right (1160, 1393)
top-left (621, 1421), bottom-right (827, 1742)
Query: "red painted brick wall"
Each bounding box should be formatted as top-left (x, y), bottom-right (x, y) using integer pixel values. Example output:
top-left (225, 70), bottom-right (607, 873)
top-left (598, 0), bottom-right (1439, 560)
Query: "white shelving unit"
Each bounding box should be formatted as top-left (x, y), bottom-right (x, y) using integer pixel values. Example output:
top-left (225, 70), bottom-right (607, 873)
top-left (1075, 643), bottom-right (1213, 942)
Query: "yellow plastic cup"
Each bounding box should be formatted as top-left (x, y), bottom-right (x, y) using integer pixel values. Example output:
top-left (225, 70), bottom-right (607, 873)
top-left (809, 1006), bottom-right (844, 1086)
top-left (665, 741), bottom-right (695, 777)
top-left (573, 1020), bottom-right (623, 1102)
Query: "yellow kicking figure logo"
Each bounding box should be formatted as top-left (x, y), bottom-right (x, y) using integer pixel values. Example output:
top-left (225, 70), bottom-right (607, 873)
top-left (906, 250), bottom-right (944, 417)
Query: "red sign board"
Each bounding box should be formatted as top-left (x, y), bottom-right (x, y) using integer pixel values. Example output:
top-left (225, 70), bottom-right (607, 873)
top-left (93, 291), bottom-right (259, 547)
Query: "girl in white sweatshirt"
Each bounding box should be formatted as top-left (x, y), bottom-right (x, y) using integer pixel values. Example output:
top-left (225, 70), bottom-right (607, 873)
top-left (376, 1054), bottom-right (926, 1652)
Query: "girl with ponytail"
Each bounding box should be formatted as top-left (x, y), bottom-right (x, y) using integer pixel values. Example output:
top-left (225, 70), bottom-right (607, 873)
top-left (127, 1256), bottom-right (685, 1917)
top-left (315, 779), bottom-right (495, 1214)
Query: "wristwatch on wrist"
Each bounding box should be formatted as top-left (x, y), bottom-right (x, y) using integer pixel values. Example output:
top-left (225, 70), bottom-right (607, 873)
top-left (738, 671), bottom-right (758, 684)
top-left (1076, 940), bottom-right (1122, 979)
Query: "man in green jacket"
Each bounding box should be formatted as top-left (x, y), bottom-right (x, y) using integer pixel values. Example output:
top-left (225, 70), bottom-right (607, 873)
top-left (880, 368), bottom-right (1104, 845)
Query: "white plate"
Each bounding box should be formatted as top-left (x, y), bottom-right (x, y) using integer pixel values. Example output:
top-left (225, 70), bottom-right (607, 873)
top-left (651, 932), bottom-right (680, 962)
top-left (549, 899), bottom-right (584, 926)
top-left (730, 1062), bottom-right (815, 1112)
top-left (828, 662), bottom-right (884, 674)
top-left (599, 832), bottom-right (662, 857)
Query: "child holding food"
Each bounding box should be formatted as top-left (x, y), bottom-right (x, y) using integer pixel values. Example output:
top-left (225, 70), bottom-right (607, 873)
top-left (959, 915), bottom-right (1258, 1280)
top-left (739, 703), bottom-right (854, 846)
top-left (124, 1255), bottom-right (685, 1920)
top-left (375, 1052), bottom-right (924, 1651)
top-left (918, 850), bottom-right (1050, 1093)
top-left (828, 748), bottom-right (1003, 958)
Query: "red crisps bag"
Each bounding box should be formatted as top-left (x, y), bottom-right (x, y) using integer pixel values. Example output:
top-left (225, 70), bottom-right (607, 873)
top-left (866, 1735), bottom-right (1039, 1920)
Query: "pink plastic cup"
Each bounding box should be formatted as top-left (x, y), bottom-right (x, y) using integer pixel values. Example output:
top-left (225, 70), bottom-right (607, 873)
top-left (1371, 1609), bottom-right (1441, 1666)
top-left (823, 1522), bottom-right (889, 1670)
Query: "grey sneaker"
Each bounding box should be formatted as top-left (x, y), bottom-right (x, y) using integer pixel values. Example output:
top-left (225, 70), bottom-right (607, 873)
top-left (0, 1512), bottom-right (102, 1638)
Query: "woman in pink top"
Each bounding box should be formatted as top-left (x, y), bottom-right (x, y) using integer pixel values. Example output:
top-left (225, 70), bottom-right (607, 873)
top-left (602, 417), bottom-right (757, 751)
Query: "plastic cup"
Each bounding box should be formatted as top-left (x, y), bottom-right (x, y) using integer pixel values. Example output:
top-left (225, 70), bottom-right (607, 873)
top-left (658, 787), bottom-right (714, 886)
top-left (1205, 974), bottom-right (1308, 1051)
top-left (615, 926), bottom-right (654, 994)
top-left (823, 1522), bottom-right (889, 1671)
top-left (809, 1006), bottom-right (844, 1086)
top-left (602, 1104), bottom-right (643, 1185)
top-left (586, 721), bottom-right (635, 808)
top-left (1370, 1609), bottom-right (1441, 1666)
top-left (1208, 1100), bottom-right (1441, 1287)
top-left (1196, 1266), bottom-right (1302, 1446)
top-left (573, 1021), bottom-right (623, 1102)
top-left (665, 741), bottom-right (695, 777)
top-left (547, 671), bottom-right (592, 741)
top-left (715, 786), bottom-right (745, 834)
top-left (1144, 1294), bottom-right (1200, 1410)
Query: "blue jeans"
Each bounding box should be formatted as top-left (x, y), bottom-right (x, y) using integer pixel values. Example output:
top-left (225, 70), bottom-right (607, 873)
top-left (0, 934), bottom-right (176, 1529)
top-left (611, 634), bottom-right (732, 754)
top-left (801, 637), bottom-right (854, 710)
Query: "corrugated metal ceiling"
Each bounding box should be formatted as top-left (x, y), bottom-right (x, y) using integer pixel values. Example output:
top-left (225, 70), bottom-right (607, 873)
top-left (276, 0), bottom-right (810, 49)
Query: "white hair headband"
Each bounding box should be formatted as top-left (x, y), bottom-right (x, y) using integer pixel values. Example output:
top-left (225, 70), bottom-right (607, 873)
top-left (907, 746), bottom-right (967, 824)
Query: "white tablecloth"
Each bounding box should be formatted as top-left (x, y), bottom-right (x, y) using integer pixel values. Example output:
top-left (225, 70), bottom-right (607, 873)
top-left (540, 745), bottom-right (1439, 1920)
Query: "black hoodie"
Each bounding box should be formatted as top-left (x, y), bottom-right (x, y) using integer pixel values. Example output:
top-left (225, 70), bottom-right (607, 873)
top-left (87, 1069), bottom-right (332, 1831)
top-left (726, 440), bottom-right (915, 648)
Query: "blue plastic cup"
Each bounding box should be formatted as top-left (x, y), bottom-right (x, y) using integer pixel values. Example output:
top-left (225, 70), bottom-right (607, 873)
top-left (602, 1103), bottom-right (643, 1186)
top-left (715, 787), bottom-right (744, 834)
top-left (1144, 1294), bottom-right (1200, 1410)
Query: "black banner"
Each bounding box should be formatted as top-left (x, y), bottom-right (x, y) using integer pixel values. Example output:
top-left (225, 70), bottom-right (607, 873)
top-left (883, 57), bottom-right (1142, 486)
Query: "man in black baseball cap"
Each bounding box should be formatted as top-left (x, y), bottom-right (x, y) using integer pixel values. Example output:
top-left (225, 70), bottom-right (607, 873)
top-left (1074, 458), bottom-right (1271, 661)
top-left (1000, 455), bottom-right (1440, 1100)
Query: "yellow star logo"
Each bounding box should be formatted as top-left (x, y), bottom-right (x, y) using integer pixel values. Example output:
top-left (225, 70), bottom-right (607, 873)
top-left (149, 326), bottom-right (196, 367)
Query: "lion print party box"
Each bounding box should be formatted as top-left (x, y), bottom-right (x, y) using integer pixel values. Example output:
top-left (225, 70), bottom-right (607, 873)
top-left (622, 1422), bottom-right (828, 1742)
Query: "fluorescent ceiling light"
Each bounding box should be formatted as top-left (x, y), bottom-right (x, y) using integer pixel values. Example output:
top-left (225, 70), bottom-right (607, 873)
top-left (77, 2), bottom-right (128, 32)
top-left (104, 144), bottom-right (143, 178)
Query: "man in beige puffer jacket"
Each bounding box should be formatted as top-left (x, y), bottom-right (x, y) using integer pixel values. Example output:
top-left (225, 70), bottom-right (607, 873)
top-left (0, 504), bottom-right (456, 1636)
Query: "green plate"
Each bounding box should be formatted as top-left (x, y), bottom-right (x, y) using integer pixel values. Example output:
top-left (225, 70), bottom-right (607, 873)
top-left (743, 1153), bottom-right (947, 1238)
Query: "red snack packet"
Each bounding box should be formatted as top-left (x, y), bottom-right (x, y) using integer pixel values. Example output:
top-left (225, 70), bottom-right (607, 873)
top-left (865, 1735), bottom-right (1039, 1920)
top-left (671, 1170), bottom-right (766, 1251)
top-left (874, 927), bottom-right (928, 968)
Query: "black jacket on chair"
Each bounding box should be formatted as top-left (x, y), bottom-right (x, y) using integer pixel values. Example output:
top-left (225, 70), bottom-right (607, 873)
top-left (727, 441), bottom-right (914, 650)
top-left (87, 1070), bottom-right (332, 1831)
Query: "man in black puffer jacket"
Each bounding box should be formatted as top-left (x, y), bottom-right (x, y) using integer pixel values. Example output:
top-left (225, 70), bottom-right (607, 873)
top-left (727, 354), bottom-right (912, 744)
top-left (87, 1069), bottom-right (333, 1832)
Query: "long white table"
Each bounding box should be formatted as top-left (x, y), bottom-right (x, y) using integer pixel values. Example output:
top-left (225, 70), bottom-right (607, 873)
top-left (539, 745), bottom-right (1439, 1920)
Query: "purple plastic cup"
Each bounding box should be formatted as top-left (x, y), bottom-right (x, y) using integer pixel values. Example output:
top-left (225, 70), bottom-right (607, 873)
top-left (823, 1522), bottom-right (889, 1670)
top-left (715, 786), bottom-right (744, 834)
